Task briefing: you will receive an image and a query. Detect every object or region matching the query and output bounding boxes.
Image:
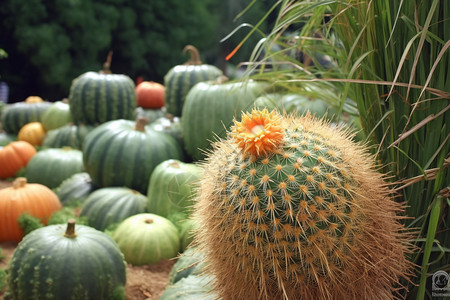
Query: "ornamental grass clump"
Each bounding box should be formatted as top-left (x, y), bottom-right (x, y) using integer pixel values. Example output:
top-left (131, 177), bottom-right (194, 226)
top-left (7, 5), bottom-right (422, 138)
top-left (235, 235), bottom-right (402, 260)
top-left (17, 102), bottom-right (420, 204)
top-left (194, 108), bottom-right (413, 300)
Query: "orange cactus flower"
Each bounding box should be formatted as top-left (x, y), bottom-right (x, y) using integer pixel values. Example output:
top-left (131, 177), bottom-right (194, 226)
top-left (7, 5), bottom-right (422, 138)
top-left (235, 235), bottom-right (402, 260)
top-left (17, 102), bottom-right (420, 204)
top-left (231, 109), bottom-right (284, 157)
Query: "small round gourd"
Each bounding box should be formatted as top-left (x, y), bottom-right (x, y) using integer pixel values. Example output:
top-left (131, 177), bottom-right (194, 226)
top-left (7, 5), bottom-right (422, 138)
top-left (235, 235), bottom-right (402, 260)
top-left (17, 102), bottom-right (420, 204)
top-left (111, 213), bottom-right (180, 265)
top-left (0, 177), bottom-right (62, 242)
top-left (7, 220), bottom-right (127, 299)
top-left (80, 187), bottom-right (147, 231)
top-left (26, 147), bottom-right (84, 188)
top-left (41, 99), bottom-right (73, 131)
top-left (0, 141), bottom-right (36, 179)
top-left (136, 81), bottom-right (165, 109)
top-left (17, 122), bottom-right (46, 146)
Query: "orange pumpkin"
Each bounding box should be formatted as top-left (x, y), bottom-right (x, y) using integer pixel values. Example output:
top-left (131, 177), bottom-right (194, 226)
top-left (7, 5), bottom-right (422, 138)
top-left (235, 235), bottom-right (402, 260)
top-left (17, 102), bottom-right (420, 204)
top-left (18, 122), bottom-right (46, 146)
top-left (136, 81), bottom-right (165, 109)
top-left (25, 96), bottom-right (44, 103)
top-left (0, 177), bottom-right (62, 242)
top-left (0, 141), bottom-right (37, 179)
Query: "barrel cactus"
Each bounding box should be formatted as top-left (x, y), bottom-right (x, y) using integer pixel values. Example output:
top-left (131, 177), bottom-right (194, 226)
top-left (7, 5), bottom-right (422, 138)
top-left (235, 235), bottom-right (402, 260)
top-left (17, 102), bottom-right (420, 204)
top-left (194, 108), bottom-right (413, 299)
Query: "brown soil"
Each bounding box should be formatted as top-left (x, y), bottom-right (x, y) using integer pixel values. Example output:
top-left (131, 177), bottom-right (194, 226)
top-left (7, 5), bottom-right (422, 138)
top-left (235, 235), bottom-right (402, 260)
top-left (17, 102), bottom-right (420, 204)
top-left (0, 180), bottom-right (175, 300)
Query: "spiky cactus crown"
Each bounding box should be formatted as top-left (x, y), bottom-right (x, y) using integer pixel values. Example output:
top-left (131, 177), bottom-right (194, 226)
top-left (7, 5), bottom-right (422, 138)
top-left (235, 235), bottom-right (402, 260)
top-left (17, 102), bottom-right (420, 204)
top-left (194, 109), bottom-right (413, 300)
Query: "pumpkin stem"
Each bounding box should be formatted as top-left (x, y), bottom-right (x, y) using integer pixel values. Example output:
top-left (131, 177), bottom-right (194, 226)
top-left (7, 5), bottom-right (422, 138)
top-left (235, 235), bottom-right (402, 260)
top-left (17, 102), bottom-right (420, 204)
top-left (64, 219), bottom-right (77, 238)
top-left (100, 51), bottom-right (113, 74)
top-left (134, 117), bottom-right (149, 132)
top-left (145, 219), bottom-right (154, 224)
top-left (183, 45), bottom-right (202, 65)
top-left (215, 75), bottom-right (229, 84)
top-left (168, 161), bottom-right (180, 168)
top-left (13, 177), bottom-right (27, 189)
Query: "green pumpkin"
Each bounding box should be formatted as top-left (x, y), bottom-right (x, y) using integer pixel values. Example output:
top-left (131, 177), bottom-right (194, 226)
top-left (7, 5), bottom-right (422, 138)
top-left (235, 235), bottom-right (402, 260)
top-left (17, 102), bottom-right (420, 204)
top-left (0, 132), bottom-right (16, 146)
top-left (181, 79), bottom-right (270, 160)
top-left (54, 172), bottom-right (94, 206)
top-left (83, 118), bottom-right (184, 194)
top-left (1, 101), bottom-right (52, 134)
top-left (160, 274), bottom-right (217, 300)
top-left (42, 123), bottom-right (95, 149)
top-left (26, 147), bottom-right (84, 188)
top-left (164, 45), bottom-right (223, 116)
top-left (147, 159), bottom-right (201, 218)
top-left (68, 71), bottom-right (136, 125)
top-left (111, 213), bottom-right (180, 265)
top-left (7, 220), bottom-right (126, 300)
top-left (168, 247), bottom-right (206, 284)
top-left (80, 187), bottom-right (147, 231)
top-left (41, 99), bottom-right (73, 131)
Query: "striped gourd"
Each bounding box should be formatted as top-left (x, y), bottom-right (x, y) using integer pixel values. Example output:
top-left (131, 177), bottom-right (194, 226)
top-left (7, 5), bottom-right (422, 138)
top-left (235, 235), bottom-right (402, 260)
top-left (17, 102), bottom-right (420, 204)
top-left (147, 159), bottom-right (201, 218)
top-left (41, 99), bottom-right (73, 131)
top-left (168, 246), bottom-right (206, 284)
top-left (42, 123), bottom-right (95, 149)
top-left (54, 172), bottom-right (94, 205)
top-left (8, 220), bottom-right (127, 300)
top-left (181, 79), bottom-right (270, 161)
top-left (164, 45), bottom-right (223, 116)
top-left (80, 187), bottom-right (148, 231)
top-left (68, 71), bottom-right (136, 125)
top-left (26, 147), bottom-right (84, 188)
top-left (1, 101), bottom-right (52, 134)
top-left (83, 118), bottom-right (184, 194)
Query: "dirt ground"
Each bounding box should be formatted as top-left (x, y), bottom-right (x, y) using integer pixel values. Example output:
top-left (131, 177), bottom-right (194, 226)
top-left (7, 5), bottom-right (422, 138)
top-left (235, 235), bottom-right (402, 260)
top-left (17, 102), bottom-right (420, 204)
top-left (0, 180), bottom-right (176, 300)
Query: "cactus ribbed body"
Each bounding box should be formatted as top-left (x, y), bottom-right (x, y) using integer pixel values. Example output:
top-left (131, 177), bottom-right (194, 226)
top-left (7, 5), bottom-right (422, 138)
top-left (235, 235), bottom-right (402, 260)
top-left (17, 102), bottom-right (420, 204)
top-left (195, 109), bottom-right (412, 300)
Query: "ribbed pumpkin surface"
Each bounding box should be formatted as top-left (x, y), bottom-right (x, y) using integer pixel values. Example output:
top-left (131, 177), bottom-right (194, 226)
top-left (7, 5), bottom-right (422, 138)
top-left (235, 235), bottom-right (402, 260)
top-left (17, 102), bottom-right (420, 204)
top-left (181, 80), bottom-right (269, 160)
top-left (42, 123), bottom-right (95, 149)
top-left (0, 178), bottom-right (62, 242)
top-left (68, 71), bottom-right (136, 125)
top-left (83, 119), bottom-right (184, 194)
top-left (8, 221), bottom-right (126, 299)
top-left (54, 172), bottom-right (94, 205)
top-left (164, 65), bottom-right (223, 117)
top-left (1, 101), bottom-right (52, 134)
top-left (0, 141), bottom-right (36, 179)
top-left (26, 147), bottom-right (84, 188)
top-left (41, 100), bottom-right (73, 131)
top-left (147, 159), bottom-right (201, 218)
top-left (81, 187), bottom-right (147, 231)
top-left (112, 213), bottom-right (180, 265)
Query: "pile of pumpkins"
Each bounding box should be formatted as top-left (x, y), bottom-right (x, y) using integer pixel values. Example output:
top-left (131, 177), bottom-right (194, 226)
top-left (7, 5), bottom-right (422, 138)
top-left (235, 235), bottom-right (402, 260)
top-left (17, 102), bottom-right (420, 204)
top-left (0, 45), bottom-right (361, 299)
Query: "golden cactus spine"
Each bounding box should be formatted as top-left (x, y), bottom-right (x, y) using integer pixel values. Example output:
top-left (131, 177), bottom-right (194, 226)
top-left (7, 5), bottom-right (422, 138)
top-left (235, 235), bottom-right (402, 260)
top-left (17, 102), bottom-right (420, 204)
top-left (194, 108), bottom-right (413, 300)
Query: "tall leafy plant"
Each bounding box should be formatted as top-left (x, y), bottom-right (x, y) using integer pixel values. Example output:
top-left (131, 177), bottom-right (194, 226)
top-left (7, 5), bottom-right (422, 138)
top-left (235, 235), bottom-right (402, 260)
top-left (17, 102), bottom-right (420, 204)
top-left (233, 0), bottom-right (449, 298)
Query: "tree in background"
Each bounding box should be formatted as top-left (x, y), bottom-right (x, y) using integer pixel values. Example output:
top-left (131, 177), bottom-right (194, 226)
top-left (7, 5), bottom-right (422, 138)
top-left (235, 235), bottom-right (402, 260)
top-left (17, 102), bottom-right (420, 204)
top-left (0, 0), bottom-right (273, 102)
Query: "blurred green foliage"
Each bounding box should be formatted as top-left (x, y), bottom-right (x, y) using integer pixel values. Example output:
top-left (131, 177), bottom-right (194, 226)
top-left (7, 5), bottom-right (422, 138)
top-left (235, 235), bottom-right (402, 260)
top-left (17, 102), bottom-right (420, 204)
top-left (0, 0), bottom-right (272, 101)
